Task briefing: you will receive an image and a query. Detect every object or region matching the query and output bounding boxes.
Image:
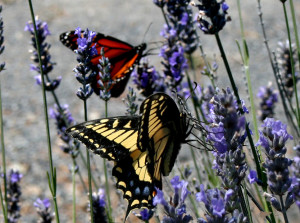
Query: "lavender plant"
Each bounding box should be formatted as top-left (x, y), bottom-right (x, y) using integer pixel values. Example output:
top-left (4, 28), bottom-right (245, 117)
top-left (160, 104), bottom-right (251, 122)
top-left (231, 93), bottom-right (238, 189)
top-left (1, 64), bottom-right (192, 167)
top-left (256, 118), bottom-right (294, 220)
top-left (0, 5), bottom-right (8, 222)
top-left (25, 18), bottom-right (61, 91)
top-left (291, 143), bottom-right (300, 210)
top-left (205, 88), bottom-right (250, 218)
top-left (196, 185), bottom-right (247, 223)
top-left (132, 59), bottom-right (165, 97)
top-left (6, 170), bottom-right (22, 223)
top-left (123, 87), bottom-right (138, 116)
top-left (257, 83), bottom-right (278, 121)
top-left (153, 176), bottom-right (193, 222)
top-left (89, 189), bottom-right (108, 223)
top-left (277, 40), bottom-right (299, 99)
top-left (72, 27), bottom-right (97, 101)
top-left (34, 198), bottom-right (54, 223)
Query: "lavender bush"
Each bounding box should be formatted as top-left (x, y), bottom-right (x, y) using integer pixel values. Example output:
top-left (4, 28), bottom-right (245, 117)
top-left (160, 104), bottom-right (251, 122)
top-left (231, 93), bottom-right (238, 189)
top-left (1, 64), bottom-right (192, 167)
top-left (0, 0), bottom-right (299, 222)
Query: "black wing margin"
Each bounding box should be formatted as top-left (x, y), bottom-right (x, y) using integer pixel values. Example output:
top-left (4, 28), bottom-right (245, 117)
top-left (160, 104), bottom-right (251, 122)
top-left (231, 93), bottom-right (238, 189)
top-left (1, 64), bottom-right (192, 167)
top-left (66, 116), bottom-right (140, 161)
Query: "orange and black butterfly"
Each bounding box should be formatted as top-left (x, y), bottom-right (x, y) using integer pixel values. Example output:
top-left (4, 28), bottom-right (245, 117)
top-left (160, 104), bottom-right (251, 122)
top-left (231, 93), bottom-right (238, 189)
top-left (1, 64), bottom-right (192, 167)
top-left (60, 31), bottom-right (146, 97)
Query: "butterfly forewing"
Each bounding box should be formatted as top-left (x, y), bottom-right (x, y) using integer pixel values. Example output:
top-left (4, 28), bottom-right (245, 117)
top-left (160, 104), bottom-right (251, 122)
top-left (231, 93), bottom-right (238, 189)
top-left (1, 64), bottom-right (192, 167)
top-left (66, 116), bottom-right (140, 161)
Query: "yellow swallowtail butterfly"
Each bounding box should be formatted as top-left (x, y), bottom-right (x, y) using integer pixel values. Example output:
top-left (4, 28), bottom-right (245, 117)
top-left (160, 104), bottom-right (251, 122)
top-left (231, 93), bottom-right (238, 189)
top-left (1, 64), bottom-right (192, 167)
top-left (66, 93), bottom-right (190, 219)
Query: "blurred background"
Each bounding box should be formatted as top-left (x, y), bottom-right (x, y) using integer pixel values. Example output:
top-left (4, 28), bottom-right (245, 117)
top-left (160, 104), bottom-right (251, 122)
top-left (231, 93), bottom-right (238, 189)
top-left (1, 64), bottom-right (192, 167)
top-left (0, 0), bottom-right (299, 222)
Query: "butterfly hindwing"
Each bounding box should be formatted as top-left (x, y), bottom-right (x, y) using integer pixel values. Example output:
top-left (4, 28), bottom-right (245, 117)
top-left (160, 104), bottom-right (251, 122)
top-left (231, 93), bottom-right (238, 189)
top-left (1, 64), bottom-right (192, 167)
top-left (60, 31), bottom-right (146, 97)
top-left (66, 116), bottom-right (140, 161)
top-left (112, 149), bottom-right (155, 218)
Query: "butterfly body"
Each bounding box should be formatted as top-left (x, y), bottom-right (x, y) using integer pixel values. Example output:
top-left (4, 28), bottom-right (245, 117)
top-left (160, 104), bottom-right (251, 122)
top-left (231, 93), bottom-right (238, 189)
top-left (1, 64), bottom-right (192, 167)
top-left (60, 31), bottom-right (146, 97)
top-left (66, 93), bottom-right (189, 219)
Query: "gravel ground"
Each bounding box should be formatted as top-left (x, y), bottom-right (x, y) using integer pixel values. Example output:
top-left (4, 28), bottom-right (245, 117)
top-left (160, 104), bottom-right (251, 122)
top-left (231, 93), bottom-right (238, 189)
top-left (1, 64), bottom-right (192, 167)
top-left (0, 0), bottom-right (299, 222)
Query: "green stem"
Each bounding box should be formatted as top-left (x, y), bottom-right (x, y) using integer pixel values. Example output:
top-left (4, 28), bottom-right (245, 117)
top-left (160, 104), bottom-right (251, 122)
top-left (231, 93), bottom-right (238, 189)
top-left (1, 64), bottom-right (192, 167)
top-left (0, 67), bottom-right (8, 222)
top-left (289, 0), bottom-right (300, 71)
top-left (103, 100), bottom-right (113, 223)
top-left (282, 2), bottom-right (300, 129)
top-left (27, 1), bottom-right (60, 222)
top-left (279, 195), bottom-right (289, 223)
top-left (79, 151), bottom-right (98, 190)
top-left (83, 98), bottom-right (94, 223)
top-left (0, 181), bottom-right (7, 223)
top-left (72, 161), bottom-right (76, 223)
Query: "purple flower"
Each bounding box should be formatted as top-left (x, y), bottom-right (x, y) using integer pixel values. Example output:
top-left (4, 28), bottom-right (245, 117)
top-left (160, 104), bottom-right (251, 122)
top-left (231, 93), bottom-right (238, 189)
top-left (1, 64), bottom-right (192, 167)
top-left (290, 143), bottom-right (300, 209)
top-left (96, 48), bottom-right (112, 101)
top-left (211, 198), bottom-right (225, 217)
top-left (153, 187), bottom-right (168, 207)
top-left (169, 46), bottom-right (188, 82)
top-left (248, 170), bottom-right (258, 184)
top-left (196, 185), bottom-right (246, 222)
top-left (277, 40), bottom-right (299, 99)
top-left (180, 181), bottom-right (191, 202)
top-left (49, 104), bottom-right (77, 155)
top-left (257, 118), bottom-right (293, 156)
top-left (123, 87), bottom-right (138, 116)
top-left (257, 84), bottom-right (278, 121)
top-left (34, 198), bottom-right (54, 223)
top-left (24, 18), bottom-right (50, 37)
top-left (257, 118), bottom-right (294, 209)
top-left (194, 0), bottom-right (230, 34)
top-left (25, 18), bottom-right (59, 90)
top-left (10, 171), bottom-right (23, 184)
top-left (72, 27), bottom-right (98, 100)
top-left (153, 178), bottom-right (193, 222)
top-left (6, 170), bottom-right (22, 223)
top-left (207, 123), bottom-right (227, 153)
top-left (204, 88), bottom-right (248, 215)
top-left (90, 189), bottom-right (108, 223)
top-left (34, 198), bottom-right (51, 209)
top-left (163, 0), bottom-right (198, 53)
top-left (170, 175), bottom-right (183, 192)
top-left (74, 27), bottom-right (97, 56)
top-left (196, 184), bottom-right (207, 204)
top-left (134, 208), bottom-right (154, 221)
top-left (132, 59), bottom-right (165, 97)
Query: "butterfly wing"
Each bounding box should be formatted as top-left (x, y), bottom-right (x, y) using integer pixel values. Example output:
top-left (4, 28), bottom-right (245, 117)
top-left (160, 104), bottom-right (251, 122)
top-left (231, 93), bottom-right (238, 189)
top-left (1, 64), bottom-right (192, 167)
top-left (60, 31), bottom-right (146, 97)
top-left (66, 116), bottom-right (155, 218)
top-left (138, 93), bottom-right (187, 188)
top-left (66, 116), bottom-right (140, 161)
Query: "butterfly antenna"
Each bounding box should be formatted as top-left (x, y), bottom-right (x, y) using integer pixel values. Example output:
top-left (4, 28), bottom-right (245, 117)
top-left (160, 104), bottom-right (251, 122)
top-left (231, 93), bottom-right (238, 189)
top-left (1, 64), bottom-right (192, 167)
top-left (142, 22), bottom-right (153, 43)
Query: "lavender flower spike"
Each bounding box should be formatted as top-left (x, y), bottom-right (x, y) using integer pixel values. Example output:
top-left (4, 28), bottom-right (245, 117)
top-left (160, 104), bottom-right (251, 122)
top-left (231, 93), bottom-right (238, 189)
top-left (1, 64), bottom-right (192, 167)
top-left (25, 17), bottom-right (61, 91)
top-left (7, 170), bottom-right (23, 223)
top-left (257, 83), bottom-right (278, 121)
top-left (153, 176), bottom-right (193, 222)
top-left (193, 0), bottom-right (230, 34)
top-left (89, 188), bottom-right (108, 223)
top-left (34, 198), bottom-right (54, 223)
top-left (196, 185), bottom-right (247, 223)
top-left (257, 118), bottom-right (294, 212)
